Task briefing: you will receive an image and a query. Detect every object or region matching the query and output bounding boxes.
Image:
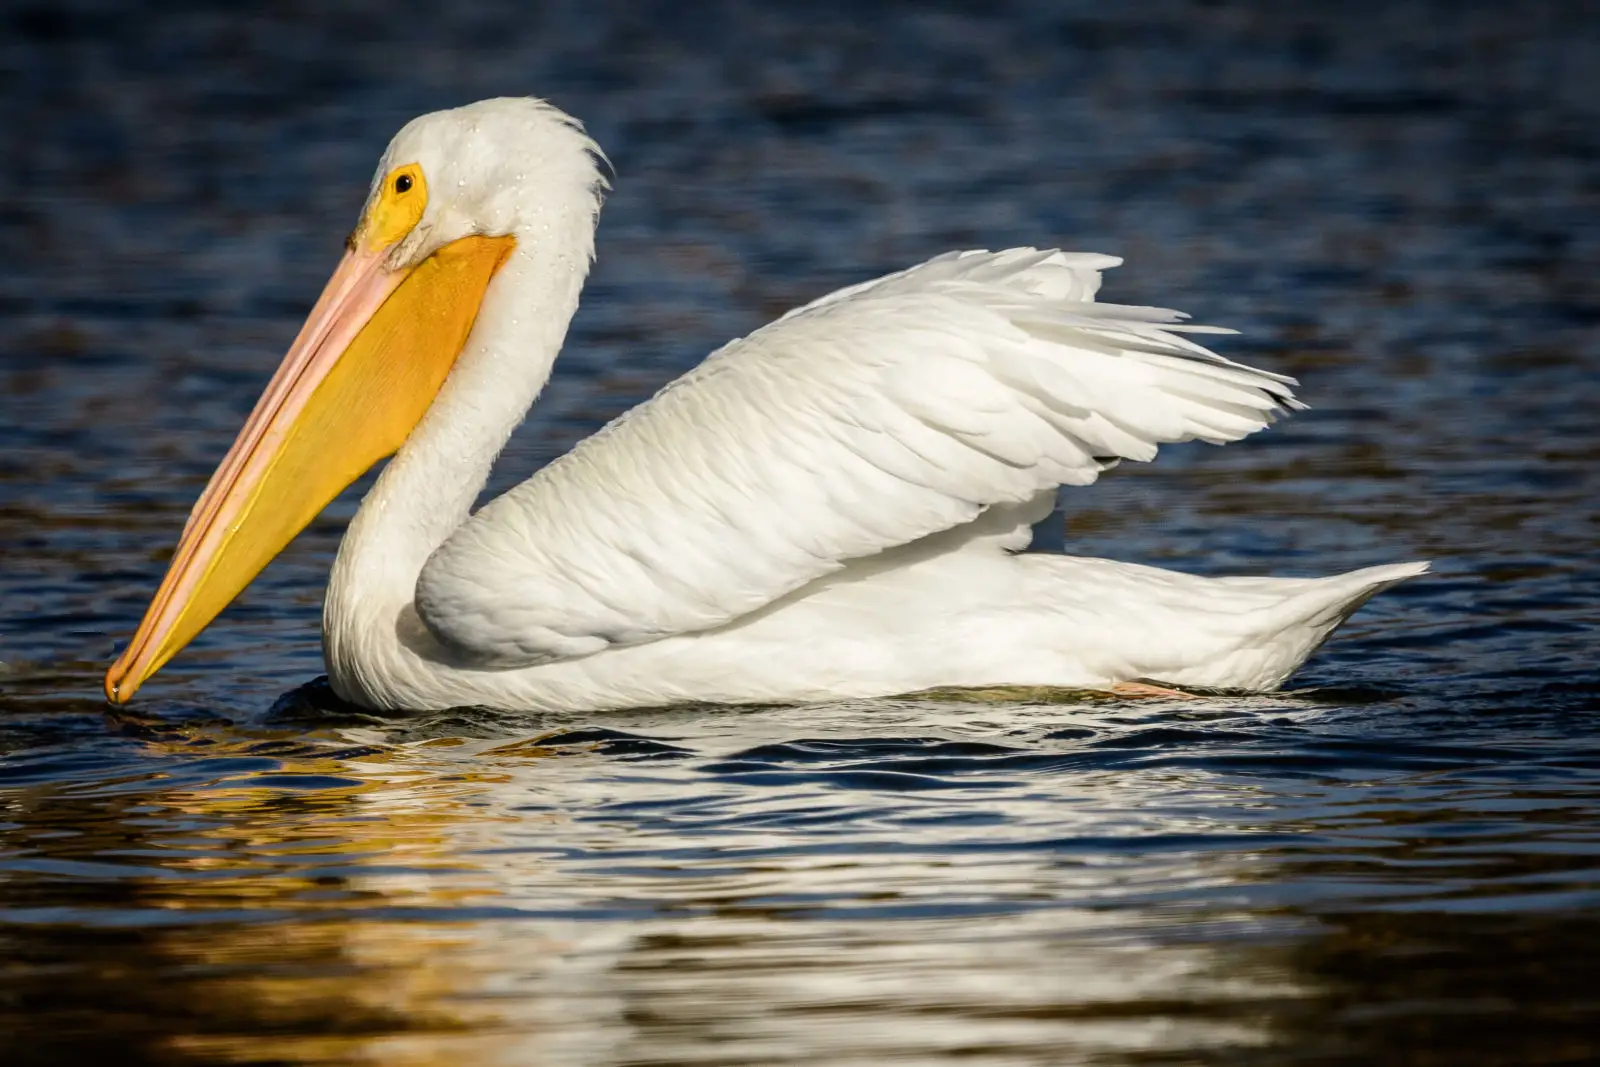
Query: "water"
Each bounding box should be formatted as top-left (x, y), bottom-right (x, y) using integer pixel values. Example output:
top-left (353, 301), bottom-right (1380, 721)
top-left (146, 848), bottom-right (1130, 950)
top-left (3, 2), bottom-right (1599, 1063)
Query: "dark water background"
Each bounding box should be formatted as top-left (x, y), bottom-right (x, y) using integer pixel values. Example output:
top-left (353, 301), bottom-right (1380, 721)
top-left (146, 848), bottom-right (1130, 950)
top-left (3, 1), bottom-right (1599, 1063)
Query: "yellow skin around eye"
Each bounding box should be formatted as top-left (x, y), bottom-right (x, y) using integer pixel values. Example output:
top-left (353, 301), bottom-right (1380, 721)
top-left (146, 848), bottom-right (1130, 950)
top-left (361, 163), bottom-right (427, 251)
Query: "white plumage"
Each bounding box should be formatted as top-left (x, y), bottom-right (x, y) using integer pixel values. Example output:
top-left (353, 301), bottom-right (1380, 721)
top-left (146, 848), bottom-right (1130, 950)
top-left (418, 248), bottom-right (1297, 663)
top-left (296, 98), bottom-right (1425, 712)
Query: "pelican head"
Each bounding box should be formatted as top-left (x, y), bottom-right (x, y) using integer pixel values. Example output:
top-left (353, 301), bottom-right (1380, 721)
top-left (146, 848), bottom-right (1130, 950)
top-left (105, 98), bottom-right (606, 704)
top-left (358, 97), bottom-right (607, 271)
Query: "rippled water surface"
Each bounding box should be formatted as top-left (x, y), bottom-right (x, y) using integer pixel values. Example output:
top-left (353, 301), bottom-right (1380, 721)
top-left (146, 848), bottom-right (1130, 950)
top-left (3, 2), bottom-right (1599, 1064)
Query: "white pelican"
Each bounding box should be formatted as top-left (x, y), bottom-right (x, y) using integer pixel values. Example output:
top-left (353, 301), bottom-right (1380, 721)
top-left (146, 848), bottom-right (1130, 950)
top-left (104, 98), bottom-right (1426, 713)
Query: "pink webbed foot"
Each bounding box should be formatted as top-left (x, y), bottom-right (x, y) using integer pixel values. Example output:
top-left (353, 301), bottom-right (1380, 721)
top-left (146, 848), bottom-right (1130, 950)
top-left (1108, 680), bottom-right (1195, 699)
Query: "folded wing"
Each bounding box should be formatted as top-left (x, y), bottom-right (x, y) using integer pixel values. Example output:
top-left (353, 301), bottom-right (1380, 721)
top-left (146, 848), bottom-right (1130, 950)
top-left (415, 248), bottom-right (1301, 664)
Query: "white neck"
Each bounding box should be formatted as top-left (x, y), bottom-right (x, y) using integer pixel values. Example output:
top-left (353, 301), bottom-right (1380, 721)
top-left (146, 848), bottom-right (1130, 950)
top-left (323, 231), bottom-right (591, 650)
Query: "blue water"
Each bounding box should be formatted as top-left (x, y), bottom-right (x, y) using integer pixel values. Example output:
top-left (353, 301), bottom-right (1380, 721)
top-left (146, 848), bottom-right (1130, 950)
top-left (2, 2), bottom-right (1598, 1063)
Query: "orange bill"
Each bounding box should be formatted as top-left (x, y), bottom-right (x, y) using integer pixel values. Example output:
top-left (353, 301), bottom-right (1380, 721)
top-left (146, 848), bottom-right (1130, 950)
top-left (104, 231), bottom-right (515, 704)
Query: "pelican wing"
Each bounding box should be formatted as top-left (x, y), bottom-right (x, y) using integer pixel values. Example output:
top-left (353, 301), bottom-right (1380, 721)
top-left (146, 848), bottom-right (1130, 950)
top-left (414, 249), bottom-right (1301, 665)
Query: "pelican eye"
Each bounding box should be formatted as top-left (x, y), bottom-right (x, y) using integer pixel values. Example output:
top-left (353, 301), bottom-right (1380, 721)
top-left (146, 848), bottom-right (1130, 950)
top-left (362, 164), bottom-right (428, 251)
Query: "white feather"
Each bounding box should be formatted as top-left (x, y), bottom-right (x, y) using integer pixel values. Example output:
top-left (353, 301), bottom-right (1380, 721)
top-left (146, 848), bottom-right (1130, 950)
top-left (413, 247), bottom-right (1302, 665)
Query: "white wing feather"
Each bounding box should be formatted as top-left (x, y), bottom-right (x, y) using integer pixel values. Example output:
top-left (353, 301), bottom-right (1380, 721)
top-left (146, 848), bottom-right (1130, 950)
top-left (415, 249), bottom-right (1301, 665)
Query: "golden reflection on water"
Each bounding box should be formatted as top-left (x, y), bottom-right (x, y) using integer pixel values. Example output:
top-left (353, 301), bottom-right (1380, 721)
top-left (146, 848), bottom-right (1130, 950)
top-left (3, 706), bottom-right (1328, 1066)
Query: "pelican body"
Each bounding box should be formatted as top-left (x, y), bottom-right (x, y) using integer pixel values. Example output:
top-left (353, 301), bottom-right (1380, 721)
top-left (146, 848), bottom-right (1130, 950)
top-left (104, 99), bottom-right (1425, 712)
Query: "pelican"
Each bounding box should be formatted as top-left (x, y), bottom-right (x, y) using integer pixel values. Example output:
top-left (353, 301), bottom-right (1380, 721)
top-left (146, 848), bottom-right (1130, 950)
top-left (104, 98), bottom-right (1426, 713)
